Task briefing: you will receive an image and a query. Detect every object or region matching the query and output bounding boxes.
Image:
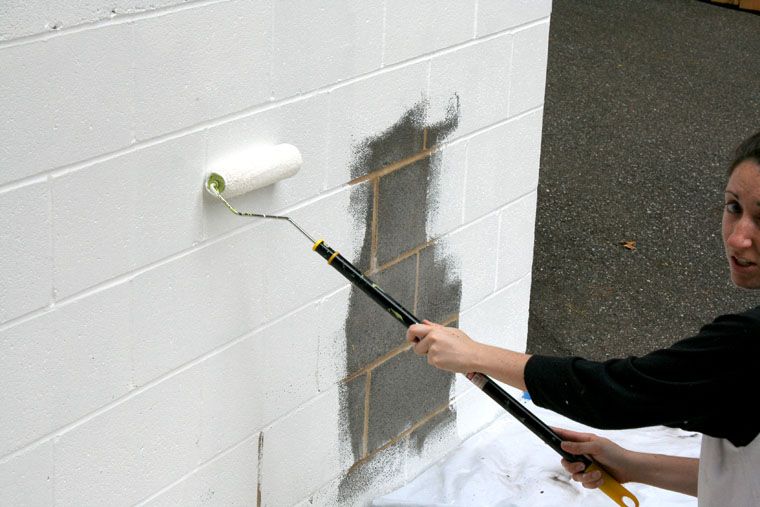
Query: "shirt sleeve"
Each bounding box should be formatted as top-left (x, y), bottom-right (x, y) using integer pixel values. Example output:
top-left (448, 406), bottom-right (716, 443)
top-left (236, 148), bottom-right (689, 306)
top-left (524, 309), bottom-right (760, 444)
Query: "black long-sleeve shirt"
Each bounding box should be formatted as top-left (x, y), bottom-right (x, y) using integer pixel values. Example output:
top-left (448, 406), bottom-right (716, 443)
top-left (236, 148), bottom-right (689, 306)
top-left (524, 306), bottom-right (760, 447)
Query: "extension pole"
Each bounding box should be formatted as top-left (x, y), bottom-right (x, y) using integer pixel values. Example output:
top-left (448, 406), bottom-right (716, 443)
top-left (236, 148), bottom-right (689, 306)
top-left (311, 239), bottom-right (639, 507)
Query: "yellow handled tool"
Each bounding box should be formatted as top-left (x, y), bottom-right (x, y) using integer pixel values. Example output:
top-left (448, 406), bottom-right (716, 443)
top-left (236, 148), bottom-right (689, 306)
top-left (586, 463), bottom-right (639, 506)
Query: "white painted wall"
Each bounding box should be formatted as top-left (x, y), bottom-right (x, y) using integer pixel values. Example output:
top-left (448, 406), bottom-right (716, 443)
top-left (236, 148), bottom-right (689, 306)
top-left (0, 1), bottom-right (551, 505)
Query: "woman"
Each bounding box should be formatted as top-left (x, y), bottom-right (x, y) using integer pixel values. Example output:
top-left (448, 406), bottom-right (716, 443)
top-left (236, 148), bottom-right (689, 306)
top-left (407, 130), bottom-right (760, 505)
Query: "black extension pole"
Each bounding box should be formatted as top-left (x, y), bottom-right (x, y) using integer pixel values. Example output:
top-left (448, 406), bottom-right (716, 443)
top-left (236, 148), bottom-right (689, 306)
top-left (311, 239), bottom-right (638, 507)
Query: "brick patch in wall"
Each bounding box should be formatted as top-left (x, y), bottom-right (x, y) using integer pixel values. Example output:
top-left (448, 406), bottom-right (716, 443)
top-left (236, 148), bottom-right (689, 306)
top-left (338, 99), bottom-right (463, 500)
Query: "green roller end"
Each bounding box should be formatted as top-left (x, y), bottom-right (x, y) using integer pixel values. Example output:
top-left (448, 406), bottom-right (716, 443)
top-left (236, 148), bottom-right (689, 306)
top-left (206, 173), bottom-right (226, 195)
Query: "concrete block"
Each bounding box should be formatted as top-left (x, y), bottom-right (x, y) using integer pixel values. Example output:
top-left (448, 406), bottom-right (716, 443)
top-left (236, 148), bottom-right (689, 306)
top-left (509, 21), bottom-right (551, 116)
top-left (54, 367), bottom-right (203, 506)
top-left (425, 142), bottom-right (467, 241)
top-left (459, 274), bottom-right (532, 353)
top-left (476, 0), bottom-right (552, 36)
top-left (425, 94), bottom-right (462, 149)
top-left (0, 442), bottom-right (53, 506)
top-left (0, 284), bottom-right (132, 457)
top-left (315, 285), bottom-right (351, 391)
top-left (345, 253), bottom-right (417, 374)
top-left (383, 0), bottom-right (475, 65)
top-left (431, 213), bottom-right (500, 312)
top-left (344, 180), bottom-right (374, 274)
top-left (272, 0), bottom-right (384, 99)
top-left (143, 433), bottom-right (259, 507)
top-left (52, 132), bottom-right (206, 299)
top-left (260, 388), bottom-right (350, 507)
top-left (344, 373), bottom-right (367, 460)
top-left (203, 93), bottom-right (330, 240)
top-left (130, 227), bottom-right (267, 385)
top-left (132, 0), bottom-right (273, 139)
top-left (416, 243), bottom-right (463, 323)
top-left (311, 437), bottom-right (408, 506)
top-left (497, 191), bottom-right (538, 289)
top-left (0, 1), bottom-right (194, 40)
top-left (0, 24), bottom-right (134, 185)
top-left (376, 159), bottom-right (429, 266)
top-left (367, 349), bottom-right (453, 452)
top-left (199, 299), bottom-right (324, 460)
top-left (0, 42), bottom-right (52, 184)
top-left (264, 183), bottom-right (369, 319)
top-left (205, 176), bottom-right (369, 319)
top-left (405, 405), bottom-right (459, 473)
top-left (325, 62), bottom-right (429, 188)
top-left (134, 182), bottom-right (366, 386)
top-left (0, 182), bottom-right (51, 323)
top-left (354, 102), bottom-right (427, 181)
top-left (464, 109), bottom-right (543, 222)
top-left (428, 34), bottom-right (512, 138)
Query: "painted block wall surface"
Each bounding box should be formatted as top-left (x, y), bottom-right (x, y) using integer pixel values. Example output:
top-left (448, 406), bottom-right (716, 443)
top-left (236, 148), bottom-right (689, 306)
top-left (0, 1), bottom-right (551, 505)
top-left (0, 1), bottom-right (193, 40)
top-left (0, 181), bottom-right (51, 323)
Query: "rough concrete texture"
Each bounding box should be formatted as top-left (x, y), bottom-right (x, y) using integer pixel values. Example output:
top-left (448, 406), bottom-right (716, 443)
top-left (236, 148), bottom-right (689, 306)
top-left (344, 374), bottom-right (367, 463)
top-left (528, 0), bottom-right (760, 360)
top-left (348, 181), bottom-right (374, 274)
top-left (407, 404), bottom-right (457, 453)
top-left (340, 100), bottom-right (462, 499)
top-left (417, 246), bottom-right (463, 323)
top-left (332, 437), bottom-right (407, 507)
top-left (370, 99), bottom-right (459, 267)
top-left (328, 404), bottom-right (459, 506)
top-left (425, 94), bottom-right (460, 149)
top-left (349, 102), bottom-right (427, 181)
top-left (367, 349), bottom-right (454, 452)
top-left (377, 159), bottom-right (430, 265)
top-left (344, 254), bottom-right (417, 374)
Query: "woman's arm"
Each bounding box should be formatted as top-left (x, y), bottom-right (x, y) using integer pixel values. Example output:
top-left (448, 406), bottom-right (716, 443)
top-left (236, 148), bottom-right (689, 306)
top-left (408, 322), bottom-right (701, 496)
top-left (556, 427), bottom-right (699, 497)
top-left (406, 320), bottom-right (531, 390)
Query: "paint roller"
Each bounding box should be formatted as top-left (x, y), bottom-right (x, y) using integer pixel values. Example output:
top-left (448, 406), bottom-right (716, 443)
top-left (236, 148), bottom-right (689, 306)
top-left (206, 144), bottom-right (302, 198)
top-left (204, 145), bottom-right (639, 507)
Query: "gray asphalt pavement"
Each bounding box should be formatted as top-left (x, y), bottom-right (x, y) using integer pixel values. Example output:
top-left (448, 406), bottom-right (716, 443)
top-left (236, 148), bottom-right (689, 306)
top-left (527, 0), bottom-right (760, 359)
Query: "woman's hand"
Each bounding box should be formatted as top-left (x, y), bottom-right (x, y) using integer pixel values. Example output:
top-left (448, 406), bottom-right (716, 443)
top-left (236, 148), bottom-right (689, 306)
top-left (406, 320), bottom-right (481, 374)
top-left (406, 320), bottom-right (530, 391)
top-left (555, 427), bottom-right (700, 497)
top-left (555, 427), bottom-right (635, 488)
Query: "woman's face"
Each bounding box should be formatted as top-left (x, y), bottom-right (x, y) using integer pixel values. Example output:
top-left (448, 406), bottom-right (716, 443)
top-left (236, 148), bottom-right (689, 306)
top-left (723, 159), bottom-right (760, 289)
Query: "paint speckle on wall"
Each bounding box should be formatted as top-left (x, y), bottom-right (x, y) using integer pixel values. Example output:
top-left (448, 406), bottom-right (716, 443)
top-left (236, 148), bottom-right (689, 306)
top-left (337, 97), bottom-right (462, 501)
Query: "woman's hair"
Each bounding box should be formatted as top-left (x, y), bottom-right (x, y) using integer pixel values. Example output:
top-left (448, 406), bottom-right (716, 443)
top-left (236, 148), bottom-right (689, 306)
top-left (729, 130), bottom-right (760, 175)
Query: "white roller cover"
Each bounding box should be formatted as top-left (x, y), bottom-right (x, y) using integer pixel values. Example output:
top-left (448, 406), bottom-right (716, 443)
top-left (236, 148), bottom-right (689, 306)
top-left (208, 143), bottom-right (302, 197)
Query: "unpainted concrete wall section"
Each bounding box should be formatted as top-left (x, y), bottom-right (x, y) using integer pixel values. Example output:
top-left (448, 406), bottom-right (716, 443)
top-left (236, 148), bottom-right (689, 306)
top-left (339, 101), bottom-right (462, 497)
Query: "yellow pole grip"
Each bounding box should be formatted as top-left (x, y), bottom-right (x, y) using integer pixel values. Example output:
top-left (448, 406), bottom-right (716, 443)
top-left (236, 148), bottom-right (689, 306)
top-left (585, 463), bottom-right (639, 507)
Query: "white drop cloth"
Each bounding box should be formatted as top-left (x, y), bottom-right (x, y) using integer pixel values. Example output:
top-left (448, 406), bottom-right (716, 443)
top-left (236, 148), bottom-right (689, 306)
top-left (374, 398), bottom-right (700, 507)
